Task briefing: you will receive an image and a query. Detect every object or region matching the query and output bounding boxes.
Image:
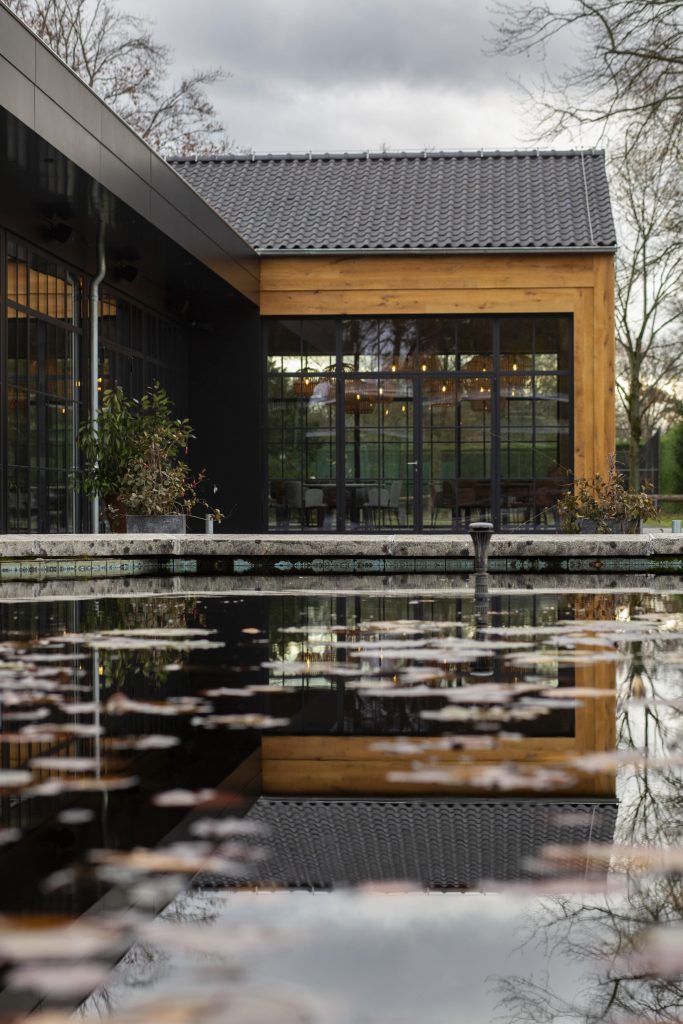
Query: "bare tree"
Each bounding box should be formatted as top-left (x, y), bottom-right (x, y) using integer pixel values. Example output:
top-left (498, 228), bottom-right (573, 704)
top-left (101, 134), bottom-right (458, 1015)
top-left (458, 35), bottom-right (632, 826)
top-left (491, 0), bottom-right (683, 145)
top-left (3, 0), bottom-right (233, 155)
top-left (492, 2), bottom-right (683, 485)
top-left (611, 130), bottom-right (683, 486)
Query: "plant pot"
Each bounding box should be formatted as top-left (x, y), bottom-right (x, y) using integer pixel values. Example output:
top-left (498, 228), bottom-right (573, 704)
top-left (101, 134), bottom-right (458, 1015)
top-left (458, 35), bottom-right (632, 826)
top-left (105, 495), bottom-right (127, 533)
top-left (125, 514), bottom-right (186, 534)
top-left (578, 516), bottom-right (640, 534)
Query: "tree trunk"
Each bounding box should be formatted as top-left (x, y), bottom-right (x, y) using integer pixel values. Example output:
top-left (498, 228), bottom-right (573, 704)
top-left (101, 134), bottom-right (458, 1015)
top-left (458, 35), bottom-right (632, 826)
top-left (627, 407), bottom-right (641, 490)
top-left (627, 355), bottom-right (642, 490)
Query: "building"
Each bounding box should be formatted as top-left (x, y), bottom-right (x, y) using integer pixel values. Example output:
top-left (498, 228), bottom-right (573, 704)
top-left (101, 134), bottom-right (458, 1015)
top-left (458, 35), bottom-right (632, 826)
top-left (0, 6), bottom-right (616, 535)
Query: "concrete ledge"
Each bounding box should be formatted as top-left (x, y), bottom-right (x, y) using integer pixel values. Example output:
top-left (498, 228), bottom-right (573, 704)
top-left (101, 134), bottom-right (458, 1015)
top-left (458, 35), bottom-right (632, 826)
top-left (0, 533), bottom-right (682, 581)
top-left (0, 532), bottom-right (680, 559)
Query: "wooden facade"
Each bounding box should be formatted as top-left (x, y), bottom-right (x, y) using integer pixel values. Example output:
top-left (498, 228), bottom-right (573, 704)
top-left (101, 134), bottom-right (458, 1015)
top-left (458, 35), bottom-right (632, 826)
top-left (261, 251), bottom-right (616, 483)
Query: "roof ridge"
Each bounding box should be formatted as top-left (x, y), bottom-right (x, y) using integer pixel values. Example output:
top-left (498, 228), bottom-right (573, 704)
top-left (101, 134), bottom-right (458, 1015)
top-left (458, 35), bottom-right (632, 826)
top-left (168, 148), bottom-right (605, 165)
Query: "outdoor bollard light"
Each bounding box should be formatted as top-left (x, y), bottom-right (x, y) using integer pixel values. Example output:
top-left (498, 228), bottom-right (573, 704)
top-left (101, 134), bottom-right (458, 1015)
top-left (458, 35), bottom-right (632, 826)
top-left (673, 520), bottom-right (681, 534)
top-left (469, 522), bottom-right (494, 574)
top-left (205, 514), bottom-right (214, 534)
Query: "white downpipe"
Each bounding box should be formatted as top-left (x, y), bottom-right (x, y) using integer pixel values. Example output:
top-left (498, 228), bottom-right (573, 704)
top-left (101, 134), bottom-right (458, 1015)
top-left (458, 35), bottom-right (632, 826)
top-left (89, 229), bottom-right (106, 533)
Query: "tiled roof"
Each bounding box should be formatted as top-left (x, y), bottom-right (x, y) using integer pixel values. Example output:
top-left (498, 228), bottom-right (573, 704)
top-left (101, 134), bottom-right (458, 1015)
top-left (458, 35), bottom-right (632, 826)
top-left (169, 150), bottom-right (616, 254)
top-left (201, 798), bottom-right (618, 890)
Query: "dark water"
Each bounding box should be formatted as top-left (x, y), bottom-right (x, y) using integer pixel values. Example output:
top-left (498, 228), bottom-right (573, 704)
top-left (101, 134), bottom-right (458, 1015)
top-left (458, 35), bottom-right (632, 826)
top-left (0, 580), bottom-right (682, 1022)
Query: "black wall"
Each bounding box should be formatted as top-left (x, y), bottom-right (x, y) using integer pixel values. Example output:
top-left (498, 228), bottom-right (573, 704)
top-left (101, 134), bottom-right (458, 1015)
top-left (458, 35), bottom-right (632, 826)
top-left (188, 303), bottom-right (265, 533)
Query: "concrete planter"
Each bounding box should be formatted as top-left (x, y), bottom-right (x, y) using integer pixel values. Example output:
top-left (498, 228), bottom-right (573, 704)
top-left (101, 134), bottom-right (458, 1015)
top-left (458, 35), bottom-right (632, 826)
top-left (125, 514), bottom-right (186, 534)
top-left (578, 517), bottom-right (640, 534)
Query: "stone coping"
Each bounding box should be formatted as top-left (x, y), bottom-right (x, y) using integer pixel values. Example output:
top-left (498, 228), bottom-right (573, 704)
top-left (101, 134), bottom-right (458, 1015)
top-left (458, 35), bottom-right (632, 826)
top-left (0, 532), bottom-right (681, 558)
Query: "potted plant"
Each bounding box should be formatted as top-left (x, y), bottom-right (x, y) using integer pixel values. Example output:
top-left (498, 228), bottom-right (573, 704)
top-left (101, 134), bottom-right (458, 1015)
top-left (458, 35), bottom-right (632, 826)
top-left (77, 382), bottom-right (222, 533)
top-left (557, 458), bottom-right (656, 533)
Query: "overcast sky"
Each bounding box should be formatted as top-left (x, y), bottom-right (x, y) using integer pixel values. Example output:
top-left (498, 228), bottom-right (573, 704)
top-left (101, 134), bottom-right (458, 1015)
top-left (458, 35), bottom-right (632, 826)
top-left (131, 0), bottom-right (576, 154)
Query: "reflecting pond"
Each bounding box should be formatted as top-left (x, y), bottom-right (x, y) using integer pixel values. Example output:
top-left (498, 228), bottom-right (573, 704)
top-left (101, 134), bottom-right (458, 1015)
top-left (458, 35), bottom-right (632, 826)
top-left (1, 579), bottom-right (683, 1022)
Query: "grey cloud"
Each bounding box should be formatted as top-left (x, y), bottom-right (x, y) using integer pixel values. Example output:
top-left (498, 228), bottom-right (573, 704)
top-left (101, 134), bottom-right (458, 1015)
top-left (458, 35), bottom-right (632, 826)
top-left (133, 0), bottom-right (575, 152)
top-left (143, 0), bottom-right (550, 92)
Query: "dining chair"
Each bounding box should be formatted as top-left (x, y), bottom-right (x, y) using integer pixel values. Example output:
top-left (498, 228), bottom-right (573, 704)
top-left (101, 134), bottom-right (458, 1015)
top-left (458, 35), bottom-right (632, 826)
top-left (284, 480), bottom-right (326, 527)
top-left (304, 487), bottom-right (327, 527)
top-left (386, 480), bottom-right (403, 526)
top-left (362, 485), bottom-right (390, 527)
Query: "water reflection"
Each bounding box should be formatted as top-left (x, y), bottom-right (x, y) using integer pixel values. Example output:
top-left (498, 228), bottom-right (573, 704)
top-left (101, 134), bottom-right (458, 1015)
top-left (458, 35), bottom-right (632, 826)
top-left (0, 583), bottom-right (680, 1021)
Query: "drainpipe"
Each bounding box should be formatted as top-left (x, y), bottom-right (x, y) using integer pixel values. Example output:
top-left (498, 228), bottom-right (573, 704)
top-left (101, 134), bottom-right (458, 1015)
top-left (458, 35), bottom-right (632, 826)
top-left (89, 227), bottom-right (106, 533)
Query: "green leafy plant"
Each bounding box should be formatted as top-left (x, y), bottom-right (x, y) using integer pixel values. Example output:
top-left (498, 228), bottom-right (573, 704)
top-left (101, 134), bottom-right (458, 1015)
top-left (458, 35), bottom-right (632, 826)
top-left (557, 457), bottom-right (657, 533)
top-left (77, 382), bottom-right (222, 526)
top-left (77, 385), bottom-right (136, 505)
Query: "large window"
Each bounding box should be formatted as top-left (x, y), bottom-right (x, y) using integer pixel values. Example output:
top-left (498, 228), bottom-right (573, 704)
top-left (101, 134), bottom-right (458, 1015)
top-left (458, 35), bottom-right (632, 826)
top-left (0, 233), bottom-right (191, 533)
top-left (266, 315), bottom-right (572, 532)
top-left (99, 289), bottom-right (189, 416)
top-left (4, 239), bottom-right (82, 532)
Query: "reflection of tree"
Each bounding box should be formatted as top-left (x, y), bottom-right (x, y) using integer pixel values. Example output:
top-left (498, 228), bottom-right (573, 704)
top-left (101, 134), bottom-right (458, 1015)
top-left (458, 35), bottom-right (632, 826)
top-left (495, 873), bottom-right (683, 1023)
top-left (78, 889), bottom-right (225, 1018)
top-left (81, 597), bottom-right (203, 688)
top-left (495, 597), bottom-right (683, 1024)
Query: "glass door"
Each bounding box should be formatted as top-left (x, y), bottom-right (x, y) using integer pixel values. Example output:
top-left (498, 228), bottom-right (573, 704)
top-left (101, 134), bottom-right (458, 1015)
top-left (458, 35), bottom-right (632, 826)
top-left (341, 375), bottom-right (414, 531)
top-left (421, 318), bottom-right (495, 531)
top-left (422, 377), bottom-right (494, 530)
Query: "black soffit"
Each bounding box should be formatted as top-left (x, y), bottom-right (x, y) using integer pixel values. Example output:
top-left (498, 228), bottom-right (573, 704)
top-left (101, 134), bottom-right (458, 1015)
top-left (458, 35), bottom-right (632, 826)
top-left (199, 797), bottom-right (619, 891)
top-left (170, 150), bottom-right (617, 255)
top-left (0, 108), bottom-right (247, 318)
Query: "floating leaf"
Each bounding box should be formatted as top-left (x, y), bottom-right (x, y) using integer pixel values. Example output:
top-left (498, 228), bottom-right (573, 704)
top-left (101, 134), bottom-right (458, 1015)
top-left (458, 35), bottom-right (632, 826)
top-left (104, 735), bottom-right (181, 751)
top-left (57, 809), bottom-right (95, 825)
top-left (26, 776), bottom-right (138, 796)
top-left (152, 789), bottom-right (218, 808)
top-left (0, 769), bottom-right (33, 787)
top-left (191, 714), bottom-right (289, 729)
top-left (29, 757), bottom-right (108, 773)
top-left (7, 963), bottom-right (110, 996)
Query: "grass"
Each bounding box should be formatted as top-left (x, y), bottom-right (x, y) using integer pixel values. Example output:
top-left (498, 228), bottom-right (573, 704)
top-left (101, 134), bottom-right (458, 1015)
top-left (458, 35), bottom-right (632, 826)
top-left (644, 502), bottom-right (683, 529)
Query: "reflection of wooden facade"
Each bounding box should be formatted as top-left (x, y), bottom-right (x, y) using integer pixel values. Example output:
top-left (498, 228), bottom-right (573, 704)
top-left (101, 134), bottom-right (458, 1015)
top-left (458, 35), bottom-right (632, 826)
top-left (262, 660), bottom-right (616, 799)
top-left (260, 252), bottom-right (615, 483)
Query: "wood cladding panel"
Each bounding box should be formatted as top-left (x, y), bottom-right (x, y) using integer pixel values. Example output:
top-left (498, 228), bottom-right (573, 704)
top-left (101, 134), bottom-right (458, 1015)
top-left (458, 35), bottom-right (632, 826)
top-left (262, 735), bottom-right (572, 763)
top-left (262, 728), bottom-right (615, 797)
top-left (261, 759), bottom-right (607, 797)
top-left (260, 287), bottom-right (580, 318)
top-left (592, 254), bottom-right (616, 477)
top-left (260, 253), bottom-right (597, 293)
top-left (573, 288), bottom-right (595, 480)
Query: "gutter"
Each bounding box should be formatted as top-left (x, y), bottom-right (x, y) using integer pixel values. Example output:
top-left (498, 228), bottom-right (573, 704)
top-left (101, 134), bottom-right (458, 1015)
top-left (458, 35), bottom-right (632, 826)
top-left (89, 227), bottom-right (106, 534)
top-left (258, 246), bottom-right (617, 257)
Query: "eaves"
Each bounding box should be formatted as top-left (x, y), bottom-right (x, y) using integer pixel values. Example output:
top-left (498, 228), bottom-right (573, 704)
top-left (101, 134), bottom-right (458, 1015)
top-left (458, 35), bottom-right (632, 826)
top-left (257, 246), bottom-right (617, 257)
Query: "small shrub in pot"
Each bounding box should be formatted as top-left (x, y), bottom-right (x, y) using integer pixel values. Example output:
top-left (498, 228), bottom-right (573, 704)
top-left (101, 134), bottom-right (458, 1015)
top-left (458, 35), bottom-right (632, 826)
top-left (557, 458), bottom-right (656, 533)
top-left (77, 382), bottom-right (222, 531)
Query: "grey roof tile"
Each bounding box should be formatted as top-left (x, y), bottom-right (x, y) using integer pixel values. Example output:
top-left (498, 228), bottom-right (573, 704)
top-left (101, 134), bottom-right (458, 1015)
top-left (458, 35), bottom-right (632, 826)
top-left (169, 150), bottom-right (616, 254)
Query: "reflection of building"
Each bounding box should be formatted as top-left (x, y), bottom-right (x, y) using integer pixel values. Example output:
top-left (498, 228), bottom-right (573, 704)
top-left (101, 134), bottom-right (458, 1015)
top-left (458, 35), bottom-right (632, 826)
top-left (0, 8), bottom-right (615, 534)
top-left (205, 798), bottom-right (619, 890)
top-left (260, 591), bottom-right (617, 799)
